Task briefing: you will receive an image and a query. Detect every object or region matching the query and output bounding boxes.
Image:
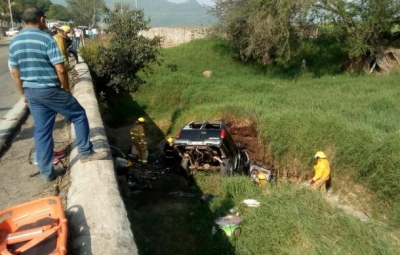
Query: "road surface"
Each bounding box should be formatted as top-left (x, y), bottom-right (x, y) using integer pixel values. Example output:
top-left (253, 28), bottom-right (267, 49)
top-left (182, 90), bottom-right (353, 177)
top-left (0, 37), bottom-right (20, 119)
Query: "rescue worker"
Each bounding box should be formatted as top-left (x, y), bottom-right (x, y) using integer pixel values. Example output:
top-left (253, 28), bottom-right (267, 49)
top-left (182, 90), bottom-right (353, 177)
top-left (164, 136), bottom-right (176, 171)
top-left (310, 151), bottom-right (331, 193)
top-left (53, 26), bottom-right (69, 69)
top-left (130, 117), bottom-right (148, 165)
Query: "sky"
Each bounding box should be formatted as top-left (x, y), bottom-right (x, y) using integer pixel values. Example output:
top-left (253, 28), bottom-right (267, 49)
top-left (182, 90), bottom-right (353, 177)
top-left (167, 0), bottom-right (215, 6)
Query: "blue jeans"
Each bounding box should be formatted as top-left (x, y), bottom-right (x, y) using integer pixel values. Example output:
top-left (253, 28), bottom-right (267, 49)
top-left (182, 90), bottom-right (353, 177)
top-left (25, 87), bottom-right (93, 180)
top-left (73, 37), bottom-right (81, 49)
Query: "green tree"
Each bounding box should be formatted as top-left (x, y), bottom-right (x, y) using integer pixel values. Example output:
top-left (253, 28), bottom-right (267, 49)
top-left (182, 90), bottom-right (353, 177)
top-left (212, 0), bottom-right (316, 65)
top-left (81, 4), bottom-right (162, 92)
top-left (21, 0), bottom-right (52, 13)
top-left (212, 0), bottom-right (400, 70)
top-left (1, 0), bottom-right (24, 22)
top-left (47, 4), bottom-right (72, 21)
top-left (315, 0), bottom-right (400, 72)
top-left (66, 0), bottom-right (105, 27)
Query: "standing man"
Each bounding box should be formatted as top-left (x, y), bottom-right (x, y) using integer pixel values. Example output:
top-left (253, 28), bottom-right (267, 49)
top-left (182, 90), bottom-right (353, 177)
top-left (130, 117), bottom-right (148, 165)
top-left (310, 151), bottom-right (331, 193)
top-left (53, 27), bottom-right (69, 69)
top-left (63, 25), bottom-right (79, 64)
top-left (9, 6), bottom-right (107, 182)
top-left (73, 26), bottom-right (82, 49)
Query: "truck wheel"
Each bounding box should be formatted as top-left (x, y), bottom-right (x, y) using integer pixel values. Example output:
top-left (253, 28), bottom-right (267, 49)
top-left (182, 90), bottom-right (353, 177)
top-left (181, 158), bottom-right (192, 177)
top-left (221, 159), bottom-right (233, 177)
top-left (238, 149), bottom-right (250, 175)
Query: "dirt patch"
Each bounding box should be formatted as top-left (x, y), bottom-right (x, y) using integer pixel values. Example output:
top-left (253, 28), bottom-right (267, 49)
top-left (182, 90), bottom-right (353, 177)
top-left (226, 119), bottom-right (277, 174)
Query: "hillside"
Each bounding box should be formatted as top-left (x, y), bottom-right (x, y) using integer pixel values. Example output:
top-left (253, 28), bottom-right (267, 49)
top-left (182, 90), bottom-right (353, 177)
top-left (51, 0), bottom-right (217, 27)
top-left (81, 37), bottom-right (400, 254)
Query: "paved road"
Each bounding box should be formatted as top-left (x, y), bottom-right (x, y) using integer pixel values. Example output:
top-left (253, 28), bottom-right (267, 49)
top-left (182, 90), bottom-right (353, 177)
top-left (0, 36), bottom-right (20, 120)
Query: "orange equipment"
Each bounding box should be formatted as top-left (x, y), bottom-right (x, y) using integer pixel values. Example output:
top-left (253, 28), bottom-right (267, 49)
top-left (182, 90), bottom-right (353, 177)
top-left (0, 196), bottom-right (68, 255)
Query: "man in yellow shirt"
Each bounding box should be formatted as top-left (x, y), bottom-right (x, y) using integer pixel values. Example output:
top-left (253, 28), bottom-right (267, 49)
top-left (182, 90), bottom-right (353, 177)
top-left (53, 27), bottom-right (69, 69)
top-left (310, 151), bottom-right (331, 193)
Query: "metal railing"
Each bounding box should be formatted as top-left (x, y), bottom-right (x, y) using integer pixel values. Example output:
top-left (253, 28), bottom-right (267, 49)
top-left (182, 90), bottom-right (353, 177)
top-left (0, 21), bottom-right (23, 28)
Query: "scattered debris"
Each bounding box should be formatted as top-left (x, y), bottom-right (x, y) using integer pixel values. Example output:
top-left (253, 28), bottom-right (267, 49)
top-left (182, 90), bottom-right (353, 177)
top-left (201, 194), bottom-right (214, 203)
top-left (214, 215), bottom-right (243, 237)
top-left (243, 199), bottom-right (260, 207)
top-left (249, 160), bottom-right (275, 185)
top-left (169, 190), bottom-right (196, 198)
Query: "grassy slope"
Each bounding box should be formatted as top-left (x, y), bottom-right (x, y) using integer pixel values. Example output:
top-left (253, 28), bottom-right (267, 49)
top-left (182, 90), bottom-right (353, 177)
top-left (106, 37), bottom-right (400, 253)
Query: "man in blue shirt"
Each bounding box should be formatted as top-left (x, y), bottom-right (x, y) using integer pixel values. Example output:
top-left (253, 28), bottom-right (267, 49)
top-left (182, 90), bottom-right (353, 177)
top-left (9, 6), bottom-right (107, 182)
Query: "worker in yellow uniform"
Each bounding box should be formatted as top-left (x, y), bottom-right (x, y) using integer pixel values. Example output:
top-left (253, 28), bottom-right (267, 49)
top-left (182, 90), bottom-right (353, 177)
top-left (164, 136), bottom-right (176, 171)
top-left (130, 117), bottom-right (148, 165)
top-left (53, 26), bottom-right (69, 69)
top-left (310, 151), bottom-right (331, 193)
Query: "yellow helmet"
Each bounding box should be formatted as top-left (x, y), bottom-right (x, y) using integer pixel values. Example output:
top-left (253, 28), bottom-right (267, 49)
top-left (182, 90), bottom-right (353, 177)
top-left (137, 117), bottom-right (145, 123)
top-left (257, 173), bottom-right (266, 180)
top-left (60, 25), bottom-right (70, 33)
top-left (167, 137), bottom-right (174, 144)
top-left (314, 151), bottom-right (326, 159)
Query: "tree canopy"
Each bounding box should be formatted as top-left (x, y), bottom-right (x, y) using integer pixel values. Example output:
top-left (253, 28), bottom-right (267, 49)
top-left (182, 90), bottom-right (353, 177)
top-left (212, 0), bottom-right (400, 68)
top-left (47, 3), bottom-right (72, 21)
top-left (66, 0), bottom-right (105, 27)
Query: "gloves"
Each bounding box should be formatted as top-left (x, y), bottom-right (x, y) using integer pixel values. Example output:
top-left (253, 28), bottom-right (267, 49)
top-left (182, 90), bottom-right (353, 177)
top-left (310, 179), bottom-right (315, 185)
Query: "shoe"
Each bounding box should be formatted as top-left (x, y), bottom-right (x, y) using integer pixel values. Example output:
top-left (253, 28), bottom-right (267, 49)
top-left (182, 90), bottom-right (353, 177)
top-left (53, 157), bottom-right (60, 165)
top-left (54, 150), bottom-right (66, 159)
top-left (44, 165), bottom-right (66, 182)
top-left (80, 151), bottom-right (108, 163)
top-left (32, 152), bottom-right (60, 165)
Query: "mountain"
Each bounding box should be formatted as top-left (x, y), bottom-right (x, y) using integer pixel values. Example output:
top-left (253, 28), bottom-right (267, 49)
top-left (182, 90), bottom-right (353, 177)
top-left (51, 0), bottom-right (217, 27)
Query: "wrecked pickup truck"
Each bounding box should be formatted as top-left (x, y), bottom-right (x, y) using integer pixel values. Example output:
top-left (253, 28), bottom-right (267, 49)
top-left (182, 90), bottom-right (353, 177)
top-left (174, 120), bottom-right (249, 177)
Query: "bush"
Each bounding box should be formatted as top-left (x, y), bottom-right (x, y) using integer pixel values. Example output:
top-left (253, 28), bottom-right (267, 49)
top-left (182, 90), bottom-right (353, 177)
top-left (81, 6), bottom-right (162, 92)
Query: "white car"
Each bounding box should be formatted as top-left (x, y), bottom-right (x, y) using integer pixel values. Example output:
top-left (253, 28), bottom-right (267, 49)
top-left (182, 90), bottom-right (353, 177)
top-left (6, 28), bottom-right (19, 37)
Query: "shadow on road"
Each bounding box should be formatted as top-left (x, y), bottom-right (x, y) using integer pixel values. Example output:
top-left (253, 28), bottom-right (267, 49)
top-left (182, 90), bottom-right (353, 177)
top-left (67, 204), bottom-right (92, 255)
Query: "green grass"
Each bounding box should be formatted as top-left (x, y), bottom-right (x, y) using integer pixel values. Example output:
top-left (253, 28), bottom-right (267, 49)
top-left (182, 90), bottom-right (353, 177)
top-left (191, 176), bottom-right (399, 255)
top-left (95, 37), bottom-right (400, 252)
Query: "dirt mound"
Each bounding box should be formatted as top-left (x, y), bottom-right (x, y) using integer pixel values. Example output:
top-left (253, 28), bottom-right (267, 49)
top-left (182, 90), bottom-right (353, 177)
top-left (225, 119), bottom-right (276, 171)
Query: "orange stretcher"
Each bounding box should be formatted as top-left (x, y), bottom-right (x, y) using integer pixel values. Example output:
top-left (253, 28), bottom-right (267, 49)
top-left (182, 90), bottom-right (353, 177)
top-left (0, 196), bottom-right (68, 255)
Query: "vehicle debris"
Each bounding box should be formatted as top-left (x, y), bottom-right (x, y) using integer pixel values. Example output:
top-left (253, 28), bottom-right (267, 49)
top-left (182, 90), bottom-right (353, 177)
top-left (249, 160), bottom-right (275, 185)
top-left (243, 199), bottom-right (260, 207)
top-left (168, 190), bottom-right (196, 198)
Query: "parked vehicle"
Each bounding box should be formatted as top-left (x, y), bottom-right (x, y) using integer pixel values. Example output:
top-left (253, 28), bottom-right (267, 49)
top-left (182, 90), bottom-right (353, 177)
top-left (174, 120), bottom-right (249, 177)
top-left (6, 28), bottom-right (19, 36)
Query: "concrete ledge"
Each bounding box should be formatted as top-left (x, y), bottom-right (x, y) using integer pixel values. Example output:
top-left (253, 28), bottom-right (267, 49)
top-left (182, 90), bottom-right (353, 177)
top-left (0, 97), bottom-right (28, 153)
top-left (67, 63), bottom-right (138, 255)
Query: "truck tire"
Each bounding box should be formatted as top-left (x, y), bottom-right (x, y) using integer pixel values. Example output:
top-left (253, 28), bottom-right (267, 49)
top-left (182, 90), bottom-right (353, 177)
top-left (181, 158), bottom-right (192, 177)
top-left (221, 158), bottom-right (233, 177)
top-left (238, 149), bottom-right (250, 175)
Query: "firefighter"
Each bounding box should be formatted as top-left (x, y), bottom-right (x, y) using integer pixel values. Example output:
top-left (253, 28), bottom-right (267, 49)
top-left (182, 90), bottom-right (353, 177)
top-left (164, 136), bottom-right (176, 171)
top-left (310, 151), bottom-right (331, 193)
top-left (130, 117), bottom-right (148, 165)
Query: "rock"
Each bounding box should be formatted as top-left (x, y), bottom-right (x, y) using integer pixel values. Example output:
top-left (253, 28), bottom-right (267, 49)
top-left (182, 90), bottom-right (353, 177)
top-left (203, 70), bottom-right (212, 77)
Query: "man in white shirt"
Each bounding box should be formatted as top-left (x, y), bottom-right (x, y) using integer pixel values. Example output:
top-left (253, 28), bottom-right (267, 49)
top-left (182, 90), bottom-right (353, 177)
top-left (73, 27), bottom-right (82, 49)
top-left (92, 28), bottom-right (98, 39)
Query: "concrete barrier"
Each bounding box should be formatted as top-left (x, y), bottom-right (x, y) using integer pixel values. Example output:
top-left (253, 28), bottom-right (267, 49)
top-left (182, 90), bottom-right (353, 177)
top-left (0, 97), bottom-right (28, 153)
top-left (67, 62), bottom-right (138, 255)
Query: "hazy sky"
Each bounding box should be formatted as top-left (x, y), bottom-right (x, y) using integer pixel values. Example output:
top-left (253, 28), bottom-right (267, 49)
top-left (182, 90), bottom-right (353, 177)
top-left (167, 0), bottom-right (215, 6)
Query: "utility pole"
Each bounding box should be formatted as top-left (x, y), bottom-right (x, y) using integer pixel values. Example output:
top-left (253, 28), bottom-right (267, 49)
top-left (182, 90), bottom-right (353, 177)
top-left (135, 0), bottom-right (138, 9)
top-left (8, 0), bottom-right (14, 28)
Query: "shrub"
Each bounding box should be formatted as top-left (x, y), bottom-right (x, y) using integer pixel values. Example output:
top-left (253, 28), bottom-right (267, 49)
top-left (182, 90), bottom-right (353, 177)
top-left (82, 6), bottom-right (162, 92)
